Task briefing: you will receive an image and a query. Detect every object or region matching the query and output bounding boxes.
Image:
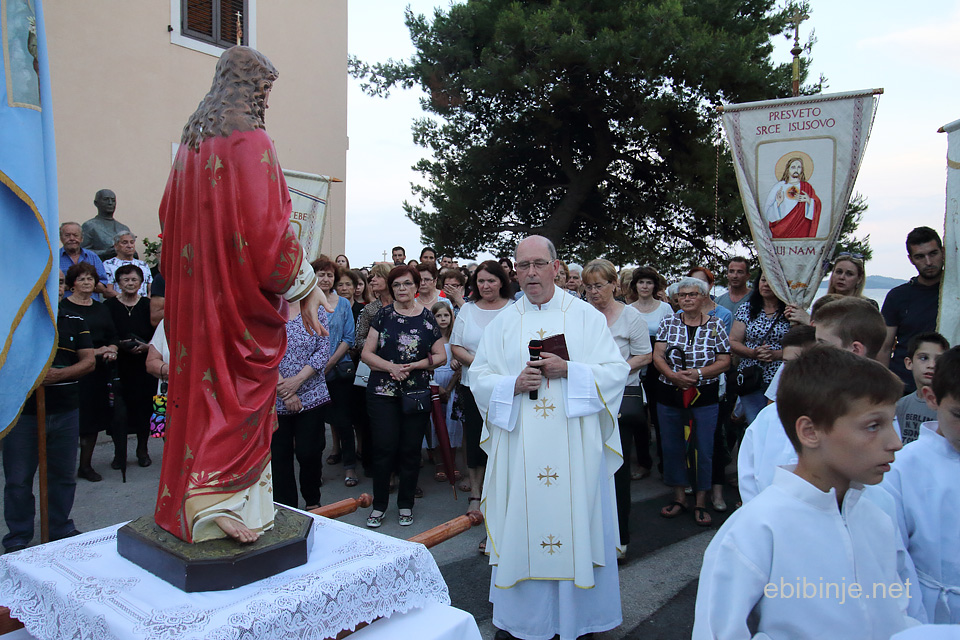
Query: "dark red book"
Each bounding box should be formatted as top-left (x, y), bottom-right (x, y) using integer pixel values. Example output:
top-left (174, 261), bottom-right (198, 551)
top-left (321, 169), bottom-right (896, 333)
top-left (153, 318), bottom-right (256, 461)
top-left (540, 333), bottom-right (569, 361)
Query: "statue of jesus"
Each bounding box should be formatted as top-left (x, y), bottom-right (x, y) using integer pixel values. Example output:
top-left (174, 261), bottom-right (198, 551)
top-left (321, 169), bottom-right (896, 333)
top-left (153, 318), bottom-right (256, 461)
top-left (154, 46), bottom-right (328, 543)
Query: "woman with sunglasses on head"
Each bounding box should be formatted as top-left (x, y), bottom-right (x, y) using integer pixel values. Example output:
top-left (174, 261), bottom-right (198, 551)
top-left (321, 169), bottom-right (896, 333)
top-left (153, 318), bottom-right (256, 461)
top-left (361, 265), bottom-right (446, 528)
top-left (827, 252), bottom-right (870, 299)
top-left (785, 252), bottom-right (875, 326)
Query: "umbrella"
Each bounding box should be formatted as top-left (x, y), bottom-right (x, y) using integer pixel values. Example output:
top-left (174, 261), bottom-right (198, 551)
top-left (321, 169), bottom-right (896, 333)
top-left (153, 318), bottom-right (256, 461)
top-left (430, 383), bottom-right (458, 499)
top-left (665, 346), bottom-right (701, 489)
top-left (107, 364), bottom-right (127, 483)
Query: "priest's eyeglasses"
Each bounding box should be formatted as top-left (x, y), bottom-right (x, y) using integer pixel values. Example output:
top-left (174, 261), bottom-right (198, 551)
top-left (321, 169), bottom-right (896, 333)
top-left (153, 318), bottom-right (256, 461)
top-left (516, 260), bottom-right (553, 272)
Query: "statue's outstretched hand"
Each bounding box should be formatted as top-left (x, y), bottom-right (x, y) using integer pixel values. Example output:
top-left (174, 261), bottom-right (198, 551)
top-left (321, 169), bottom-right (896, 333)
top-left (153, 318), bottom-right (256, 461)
top-left (301, 286), bottom-right (330, 336)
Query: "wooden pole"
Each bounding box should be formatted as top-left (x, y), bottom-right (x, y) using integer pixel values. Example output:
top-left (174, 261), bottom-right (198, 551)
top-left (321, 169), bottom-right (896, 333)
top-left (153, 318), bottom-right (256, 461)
top-left (0, 607), bottom-right (24, 635)
top-left (407, 511), bottom-right (484, 549)
top-left (36, 386), bottom-right (49, 543)
top-left (309, 493), bottom-right (372, 519)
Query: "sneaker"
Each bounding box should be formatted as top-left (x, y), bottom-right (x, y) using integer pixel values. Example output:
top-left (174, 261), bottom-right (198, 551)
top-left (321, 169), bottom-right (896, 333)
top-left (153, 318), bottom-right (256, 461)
top-left (616, 545), bottom-right (628, 562)
top-left (398, 510), bottom-right (414, 526)
top-left (366, 511), bottom-right (384, 528)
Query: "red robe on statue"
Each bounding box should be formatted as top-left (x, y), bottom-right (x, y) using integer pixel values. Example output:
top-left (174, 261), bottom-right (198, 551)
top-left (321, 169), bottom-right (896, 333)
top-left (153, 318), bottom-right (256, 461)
top-left (155, 129), bottom-right (305, 542)
top-left (768, 181), bottom-right (822, 239)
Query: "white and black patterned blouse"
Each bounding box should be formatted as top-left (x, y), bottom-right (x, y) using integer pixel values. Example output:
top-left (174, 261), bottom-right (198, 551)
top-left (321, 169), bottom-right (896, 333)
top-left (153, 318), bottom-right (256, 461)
top-left (734, 303), bottom-right (791, 383)
top-left (655, 314), bottom-right (730, 386)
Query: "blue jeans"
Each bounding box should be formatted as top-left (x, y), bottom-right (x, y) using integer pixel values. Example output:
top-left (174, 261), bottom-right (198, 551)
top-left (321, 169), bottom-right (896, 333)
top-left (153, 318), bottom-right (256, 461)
top-left (657, 403), bottom-right (719, 492)
top-left (3, 409), bottom-right (79, 549)
top-left (740, 390), bottom-right (769, 426)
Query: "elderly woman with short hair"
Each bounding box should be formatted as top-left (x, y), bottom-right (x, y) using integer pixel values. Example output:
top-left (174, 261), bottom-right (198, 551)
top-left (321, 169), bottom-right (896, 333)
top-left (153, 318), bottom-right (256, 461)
top-left (582, 259), bottom-right (651, 557)
top-left (62, 262), bottom-right (119, 482)
top-left (106, 264), bottom-right (156, 470)
top-left (653, 277), bottom-right (730, 527)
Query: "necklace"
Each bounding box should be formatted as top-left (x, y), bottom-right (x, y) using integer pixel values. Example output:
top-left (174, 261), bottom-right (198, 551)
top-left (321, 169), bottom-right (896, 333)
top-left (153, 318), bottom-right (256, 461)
top-left (120, 295), bottom-right (140, 314)
top-left (682, 312), bottom-right (706, 327)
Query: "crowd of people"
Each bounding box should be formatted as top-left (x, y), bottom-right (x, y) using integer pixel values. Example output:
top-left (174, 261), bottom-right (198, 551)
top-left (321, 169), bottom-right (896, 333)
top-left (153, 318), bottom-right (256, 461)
top-left (4, 221), bottom-right (957, 639)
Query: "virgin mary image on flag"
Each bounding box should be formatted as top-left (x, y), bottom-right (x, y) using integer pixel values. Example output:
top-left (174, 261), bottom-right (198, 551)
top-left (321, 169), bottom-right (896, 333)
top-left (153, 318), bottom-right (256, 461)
top-left (763, 150), bottom-right (822, 238)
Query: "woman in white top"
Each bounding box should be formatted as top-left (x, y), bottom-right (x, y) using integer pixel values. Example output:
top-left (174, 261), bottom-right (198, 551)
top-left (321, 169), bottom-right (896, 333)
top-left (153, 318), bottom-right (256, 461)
top-left (450, 260), bottom-right (512, 532)
top-left (583, 259), bottom-right (651, 559)
top-left (629, 265), bottom-right (674, 478)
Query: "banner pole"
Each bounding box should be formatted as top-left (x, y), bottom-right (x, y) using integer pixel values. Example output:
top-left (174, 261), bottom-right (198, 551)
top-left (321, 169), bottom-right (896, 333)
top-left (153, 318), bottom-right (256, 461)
top-left (36, 386), bottom-right (49, 543)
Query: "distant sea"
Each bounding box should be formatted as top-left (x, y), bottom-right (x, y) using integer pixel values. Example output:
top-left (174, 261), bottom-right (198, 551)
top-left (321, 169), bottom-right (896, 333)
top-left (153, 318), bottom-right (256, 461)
top-left (712, 285), bottom-right (897, 308)
top-left (813, 288), bottom-right (890, 308)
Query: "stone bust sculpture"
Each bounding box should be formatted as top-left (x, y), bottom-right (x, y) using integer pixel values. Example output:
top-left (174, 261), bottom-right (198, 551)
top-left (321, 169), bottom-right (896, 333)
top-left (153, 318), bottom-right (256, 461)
top-left (82, 189), bottom-right (130, 260)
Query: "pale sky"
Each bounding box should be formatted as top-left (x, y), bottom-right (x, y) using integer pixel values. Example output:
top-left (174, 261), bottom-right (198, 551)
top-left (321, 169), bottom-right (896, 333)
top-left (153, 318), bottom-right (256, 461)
top-left (345, 0), bottom-right (960, 279)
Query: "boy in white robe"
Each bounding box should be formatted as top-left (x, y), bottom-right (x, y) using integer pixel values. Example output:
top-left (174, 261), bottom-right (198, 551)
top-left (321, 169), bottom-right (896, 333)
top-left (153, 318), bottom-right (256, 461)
top-left (738, 297), bottom-right (891, 504)
top-left (694, 346), bottom-right (920, 639)
top-left (882, 345), bottom-right (960, 623)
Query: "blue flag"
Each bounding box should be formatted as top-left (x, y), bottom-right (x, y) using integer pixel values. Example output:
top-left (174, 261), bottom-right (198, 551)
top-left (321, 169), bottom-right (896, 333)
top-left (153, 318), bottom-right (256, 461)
top-left (0, 0), bottom-right (58, 437)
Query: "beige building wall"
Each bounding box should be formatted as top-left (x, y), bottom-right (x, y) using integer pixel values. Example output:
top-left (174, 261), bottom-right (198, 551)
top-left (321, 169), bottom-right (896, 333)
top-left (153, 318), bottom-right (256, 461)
top-left (44, 1), bottom-right (347, 260)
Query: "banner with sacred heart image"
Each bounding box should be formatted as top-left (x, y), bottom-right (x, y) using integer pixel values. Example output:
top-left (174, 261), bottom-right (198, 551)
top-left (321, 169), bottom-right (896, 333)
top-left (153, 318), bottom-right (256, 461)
top-left (720, 89), bottom-right (881, 307)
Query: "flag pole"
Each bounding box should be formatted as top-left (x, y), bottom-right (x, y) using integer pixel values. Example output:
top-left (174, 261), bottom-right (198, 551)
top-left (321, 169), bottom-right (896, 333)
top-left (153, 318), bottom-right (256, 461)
top-left (788, 5), bottom-right (810, 97)
top-left (36, 386), bottom-right (49, 543)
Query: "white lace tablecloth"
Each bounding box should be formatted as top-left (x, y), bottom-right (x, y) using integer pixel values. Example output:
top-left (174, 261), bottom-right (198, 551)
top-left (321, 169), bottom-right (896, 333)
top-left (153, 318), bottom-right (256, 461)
top-left (0, 513), bottom-right (450, 640)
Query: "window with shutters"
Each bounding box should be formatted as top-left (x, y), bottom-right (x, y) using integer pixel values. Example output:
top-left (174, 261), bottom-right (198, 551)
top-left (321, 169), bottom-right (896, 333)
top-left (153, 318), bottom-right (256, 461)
top-left (181, 0), bottom-right (247, 49)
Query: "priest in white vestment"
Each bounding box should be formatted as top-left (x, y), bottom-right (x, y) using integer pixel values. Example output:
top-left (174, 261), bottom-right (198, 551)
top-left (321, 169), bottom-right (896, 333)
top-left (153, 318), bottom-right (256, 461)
top-left (470, 235), bottom-right (629, 640)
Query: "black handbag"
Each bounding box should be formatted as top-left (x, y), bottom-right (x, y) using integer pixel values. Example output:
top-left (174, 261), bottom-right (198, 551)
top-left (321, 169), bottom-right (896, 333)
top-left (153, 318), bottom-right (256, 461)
top-left (326, 358), bottom-right (356, 382)
top-left (737, 311), bottom-right (782, 396)
top-left (401, 387), bottom-right (432, 414)
top-left (736, 365), bottom-right (765, 395)
top-left (618, 385), bottom-right (647, 424)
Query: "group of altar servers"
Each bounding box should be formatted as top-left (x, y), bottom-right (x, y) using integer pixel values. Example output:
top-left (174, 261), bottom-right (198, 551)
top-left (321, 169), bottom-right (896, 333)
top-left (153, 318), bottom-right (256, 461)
top-left (692, 296), bottom-right (960, 638)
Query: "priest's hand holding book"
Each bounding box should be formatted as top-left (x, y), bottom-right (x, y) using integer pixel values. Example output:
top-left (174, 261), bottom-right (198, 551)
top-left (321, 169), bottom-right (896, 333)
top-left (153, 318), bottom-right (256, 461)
top-left (514, 352), bottom-right (567, 396)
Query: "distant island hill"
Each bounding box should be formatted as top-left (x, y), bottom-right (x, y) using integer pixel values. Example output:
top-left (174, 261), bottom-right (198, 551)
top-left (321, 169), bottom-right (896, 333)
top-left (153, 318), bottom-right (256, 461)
top-left (818, 275), bottom-right (907, 290)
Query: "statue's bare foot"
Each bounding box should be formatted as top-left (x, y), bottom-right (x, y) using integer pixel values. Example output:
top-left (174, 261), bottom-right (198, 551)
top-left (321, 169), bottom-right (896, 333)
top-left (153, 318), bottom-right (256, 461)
top-left (214, 516), bottom-right (260, 543)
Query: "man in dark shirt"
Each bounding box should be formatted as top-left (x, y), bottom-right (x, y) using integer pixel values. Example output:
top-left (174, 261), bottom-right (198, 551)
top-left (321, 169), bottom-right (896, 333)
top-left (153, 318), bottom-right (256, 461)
top-left (881, 226), bottom-right (944, 393)
top-left (2, 272), bottom-right (95, 553)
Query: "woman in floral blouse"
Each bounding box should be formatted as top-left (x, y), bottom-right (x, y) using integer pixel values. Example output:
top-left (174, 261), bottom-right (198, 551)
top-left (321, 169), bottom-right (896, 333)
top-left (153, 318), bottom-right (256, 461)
top-left (361, 265), bottom-right (446, 528)
top-left (272, 298), bottom-right (331, 510)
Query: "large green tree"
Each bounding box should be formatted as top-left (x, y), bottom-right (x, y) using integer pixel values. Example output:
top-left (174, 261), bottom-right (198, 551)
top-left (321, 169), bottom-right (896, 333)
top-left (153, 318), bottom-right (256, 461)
top-left (352, 0), bottom-right (833, 265)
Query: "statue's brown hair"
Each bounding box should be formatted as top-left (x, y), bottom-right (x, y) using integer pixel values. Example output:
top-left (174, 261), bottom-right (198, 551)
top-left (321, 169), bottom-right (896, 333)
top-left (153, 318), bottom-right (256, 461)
top-left (181, 46), bottom-right (278, 150)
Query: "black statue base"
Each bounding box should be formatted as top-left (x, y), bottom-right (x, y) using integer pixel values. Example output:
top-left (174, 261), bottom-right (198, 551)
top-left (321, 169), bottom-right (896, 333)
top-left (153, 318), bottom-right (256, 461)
top-left (116, 505), bottom-right (313, 592)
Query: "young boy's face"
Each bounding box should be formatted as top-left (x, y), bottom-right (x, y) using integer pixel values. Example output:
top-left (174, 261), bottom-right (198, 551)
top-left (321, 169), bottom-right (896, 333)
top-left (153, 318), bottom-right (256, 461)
top-left (926, 391), bottom-right (960, 453)
top-left (818, 397), bottom-right (902, 486)
top-left (905, 341), bottom-right (944, 391)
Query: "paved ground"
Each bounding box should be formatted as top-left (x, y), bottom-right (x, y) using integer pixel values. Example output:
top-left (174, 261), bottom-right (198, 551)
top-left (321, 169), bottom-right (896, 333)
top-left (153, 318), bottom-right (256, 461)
top-left (0, 429), bottom-right (740, 639)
